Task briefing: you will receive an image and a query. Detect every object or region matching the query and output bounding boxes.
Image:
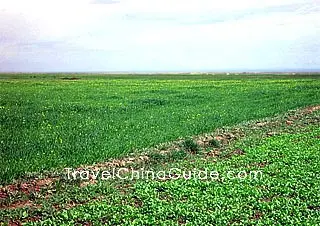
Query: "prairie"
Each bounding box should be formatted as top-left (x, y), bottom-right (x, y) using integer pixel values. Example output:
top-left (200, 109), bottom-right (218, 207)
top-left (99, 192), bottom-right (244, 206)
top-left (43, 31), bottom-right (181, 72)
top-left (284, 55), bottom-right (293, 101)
top-left (0, 74), bottom-right (319, 225)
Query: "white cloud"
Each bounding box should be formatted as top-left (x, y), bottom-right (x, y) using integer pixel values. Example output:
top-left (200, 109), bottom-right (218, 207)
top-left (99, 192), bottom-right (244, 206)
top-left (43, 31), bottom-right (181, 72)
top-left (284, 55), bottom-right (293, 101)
top-left (0, 0), bottom-right (319, 71)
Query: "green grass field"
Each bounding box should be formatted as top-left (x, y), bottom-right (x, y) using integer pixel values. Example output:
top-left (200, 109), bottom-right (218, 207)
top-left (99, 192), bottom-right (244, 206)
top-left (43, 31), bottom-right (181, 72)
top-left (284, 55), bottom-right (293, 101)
top-left (1, 74), bottom-right (320, 182)
top-left (0, 74), bottom-right (320, 225)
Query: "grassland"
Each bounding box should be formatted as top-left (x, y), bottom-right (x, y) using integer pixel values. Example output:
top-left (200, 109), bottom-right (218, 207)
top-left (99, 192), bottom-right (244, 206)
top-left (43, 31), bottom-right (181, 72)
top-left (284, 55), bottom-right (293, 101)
top-left (0, 74), bottom-right (320, 225)
top-left (1, 74), bottom-right (320, 183)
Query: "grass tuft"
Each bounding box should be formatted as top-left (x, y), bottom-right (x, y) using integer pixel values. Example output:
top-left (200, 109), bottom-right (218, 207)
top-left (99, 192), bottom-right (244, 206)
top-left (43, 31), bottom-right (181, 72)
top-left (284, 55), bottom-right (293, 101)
top-left (208, 138), bottom-right (221, 148)
top-left (182, 139), bottom-right (200, 154)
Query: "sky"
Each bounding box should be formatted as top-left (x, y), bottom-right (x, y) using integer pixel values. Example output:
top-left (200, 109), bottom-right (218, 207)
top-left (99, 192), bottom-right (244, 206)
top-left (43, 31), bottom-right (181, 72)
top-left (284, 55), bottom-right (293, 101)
top-left (0, 0), bottom-right (319, 72)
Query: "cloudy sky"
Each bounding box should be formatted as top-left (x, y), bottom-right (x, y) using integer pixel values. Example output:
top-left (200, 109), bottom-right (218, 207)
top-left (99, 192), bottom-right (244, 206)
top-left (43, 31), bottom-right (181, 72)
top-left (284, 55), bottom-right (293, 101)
top-left (0, 0), bottom-right (319, 72)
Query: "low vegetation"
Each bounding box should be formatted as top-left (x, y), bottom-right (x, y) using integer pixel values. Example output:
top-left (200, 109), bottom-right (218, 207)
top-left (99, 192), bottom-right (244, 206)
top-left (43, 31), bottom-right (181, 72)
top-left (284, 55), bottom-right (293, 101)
top-left (0, 74), bottom-right (319, 225)
top-left (1, 74), bottom-right (319, 183)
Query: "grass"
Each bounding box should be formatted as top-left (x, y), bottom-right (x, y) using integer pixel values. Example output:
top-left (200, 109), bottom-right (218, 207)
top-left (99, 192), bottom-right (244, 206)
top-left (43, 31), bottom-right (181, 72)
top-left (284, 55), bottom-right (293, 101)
top-left (208, 138), bottom-right (221, 148)
top-left (0, 74), bottom-right (320, 183)
top-left (0, 103), bottom-right (319, 225)
top-left (182, 139), bottom-right (200, 154)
